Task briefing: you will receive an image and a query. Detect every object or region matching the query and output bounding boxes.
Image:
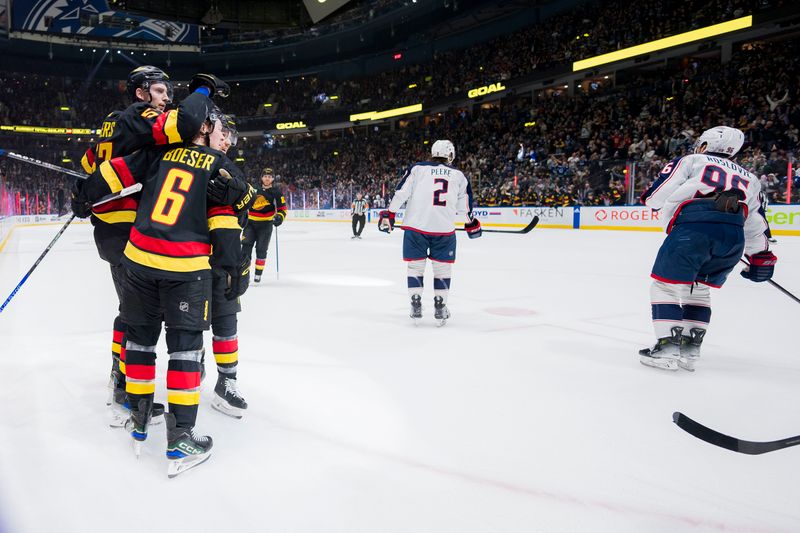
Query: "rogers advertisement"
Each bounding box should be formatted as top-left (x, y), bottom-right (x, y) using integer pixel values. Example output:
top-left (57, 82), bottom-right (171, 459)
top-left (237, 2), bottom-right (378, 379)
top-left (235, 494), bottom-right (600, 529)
top-left (580, 206), bottom-right (662, 230)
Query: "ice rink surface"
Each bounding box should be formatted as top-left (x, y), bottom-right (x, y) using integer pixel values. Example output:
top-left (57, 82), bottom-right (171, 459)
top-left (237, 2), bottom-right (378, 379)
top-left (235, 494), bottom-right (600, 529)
top-left (0, 220), bottom-right (798, 533)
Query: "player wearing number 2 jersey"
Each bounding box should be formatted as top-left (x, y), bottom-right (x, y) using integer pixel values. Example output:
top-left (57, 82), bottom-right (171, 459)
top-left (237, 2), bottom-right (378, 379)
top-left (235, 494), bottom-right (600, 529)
top-left (638, 126), bottom-right (776, 372)
top-left (378, 140), bottom-right (481, 326)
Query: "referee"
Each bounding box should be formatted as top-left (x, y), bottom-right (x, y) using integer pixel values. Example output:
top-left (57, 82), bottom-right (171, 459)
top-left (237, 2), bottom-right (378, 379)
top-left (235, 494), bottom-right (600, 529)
top-left (351, 192), bottom-right (369, 239)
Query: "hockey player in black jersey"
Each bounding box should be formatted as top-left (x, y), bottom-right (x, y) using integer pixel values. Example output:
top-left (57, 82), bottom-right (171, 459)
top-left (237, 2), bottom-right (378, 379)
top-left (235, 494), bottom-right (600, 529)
top-left (207, 115), bottom-right (250, 418)
top-left (241, 167), bottom-right (287, 282)
top-left (71, 66), bottom-right (229, 424)
top-left (78, 110), bottom-right (254, 476)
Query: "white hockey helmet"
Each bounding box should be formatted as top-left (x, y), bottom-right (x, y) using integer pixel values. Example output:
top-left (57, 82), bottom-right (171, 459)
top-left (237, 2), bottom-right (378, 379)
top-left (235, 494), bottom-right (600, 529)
top-left (431, 139), bottom-right (455, 164)
top-left (694, 126), bottom-right (744, 158)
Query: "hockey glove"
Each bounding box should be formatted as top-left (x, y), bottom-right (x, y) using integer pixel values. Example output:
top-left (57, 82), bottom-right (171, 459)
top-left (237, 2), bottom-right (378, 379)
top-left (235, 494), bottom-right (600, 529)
top-left (70, 180), bottom-right (92, 218)
top-left (224, 256), bottom-right (251, 300)
top-left (208, 169), bottom-right (256, 211)
top-left (189, 73), bottom-right (230, 99)
top-left (465, 216), bottom-right (482, 239)
top-left (740, 251), bottom-right (777, 283)
top-left (378, 210), bottom-right (395, 233)
top-left (272, 212), bottom-right (285, 227)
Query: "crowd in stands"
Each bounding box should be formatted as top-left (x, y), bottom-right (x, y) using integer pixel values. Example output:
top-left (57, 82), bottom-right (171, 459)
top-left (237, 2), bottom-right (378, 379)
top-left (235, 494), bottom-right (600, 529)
top-left (2, 1), bottom-right (799, 216)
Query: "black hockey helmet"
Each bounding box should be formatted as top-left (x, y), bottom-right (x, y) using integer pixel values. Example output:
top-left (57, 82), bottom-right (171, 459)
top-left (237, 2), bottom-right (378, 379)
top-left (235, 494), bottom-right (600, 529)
top-left (127, 65), bottom-right (173, 102)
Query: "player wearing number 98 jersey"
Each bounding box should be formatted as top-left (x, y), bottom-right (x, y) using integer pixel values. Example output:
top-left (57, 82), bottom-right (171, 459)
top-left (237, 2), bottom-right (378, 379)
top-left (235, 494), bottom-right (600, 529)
top-left (638, 126), bottom-right (776, 372)
top-left (379, 139), bottom-right (481, 326)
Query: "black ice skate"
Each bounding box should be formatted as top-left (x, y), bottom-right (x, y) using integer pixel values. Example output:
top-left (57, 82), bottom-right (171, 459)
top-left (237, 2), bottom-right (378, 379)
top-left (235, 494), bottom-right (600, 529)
top-left (165, 413), bottom-right (213, 478)
top-left (434, 296), bottom-right (450, 327)
top-left (111, 388), bottom-right (164, 428)
top-left (410, 294), bottom-right (422, 323)
top-left (678, 328), bottom-right (706, 372)
top-left (639, 326), bottom-right (683, 371)
top-left (200, 347), bottom-right (206, 382)
top-left (211, 376), bottom-right (248, 419)
top-left (254, 272), bottom-right (262, 283)
top-left (106, 368), bottom-right (124, 406)
top-left (124, 399), bottom-right (154, 457)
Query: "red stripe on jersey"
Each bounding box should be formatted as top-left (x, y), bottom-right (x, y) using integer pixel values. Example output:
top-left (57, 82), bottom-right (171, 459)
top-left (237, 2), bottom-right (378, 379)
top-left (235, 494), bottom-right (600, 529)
top-left (129, 227), bottom-right (211, 257)
top-left (208, 205), bottom-right (235, 216)
top-left (109, 158), bottom-right (136, 188)
top-left (167, 370), bottom-right (201, 390)
top-left (126, 364), bottom-right (157, 380)
top-left (212, 338), bottom-right (238, 354)
top-left (92, 196), bottom-right (138, 213)
top-left (277, 205), bottom-right (287, 212)
top-left (249, 209), bottom-right (275, 218)
top-left (152, 113), bottom-right (169, 145)
top-left (84, 147), bottom-right (96, 167)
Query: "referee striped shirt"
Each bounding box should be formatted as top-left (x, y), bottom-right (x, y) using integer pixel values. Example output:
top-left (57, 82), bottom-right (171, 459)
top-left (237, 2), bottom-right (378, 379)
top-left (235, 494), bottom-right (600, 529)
top-left (352, 199), bottom-right (369, 216)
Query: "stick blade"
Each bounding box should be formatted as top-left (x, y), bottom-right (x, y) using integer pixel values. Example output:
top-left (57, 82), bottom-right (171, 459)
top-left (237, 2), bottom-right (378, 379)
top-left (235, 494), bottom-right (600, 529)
top-left (519, 216), bottom-right (540, 234)
top-left (673, 412), bottom-right (800, 455)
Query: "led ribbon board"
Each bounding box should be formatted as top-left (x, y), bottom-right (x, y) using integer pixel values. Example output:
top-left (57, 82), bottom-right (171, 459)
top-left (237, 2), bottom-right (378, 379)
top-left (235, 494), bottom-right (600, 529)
top-left (468, 82), bottom-right (506, 99)
top-left (572, 16), bottom-right (752, 72)
top-left (350, 104), bottom-right (422, 122)
top-left (0, 125), bottom-right (93, 135)
top-left (276, 121), bottom-right (307, 130)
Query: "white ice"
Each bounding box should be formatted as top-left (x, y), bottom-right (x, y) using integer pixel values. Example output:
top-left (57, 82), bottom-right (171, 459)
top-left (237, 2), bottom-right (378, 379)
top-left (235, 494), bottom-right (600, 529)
top-left (0, 221), bottom-right (798, 533)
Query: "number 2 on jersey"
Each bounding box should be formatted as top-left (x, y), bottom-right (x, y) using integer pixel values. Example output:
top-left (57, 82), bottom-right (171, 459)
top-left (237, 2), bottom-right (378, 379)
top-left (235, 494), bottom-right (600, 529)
top-left (433, 178), bottom-right (448, 206)
top-left (151, 168), bottom-right (194, 226)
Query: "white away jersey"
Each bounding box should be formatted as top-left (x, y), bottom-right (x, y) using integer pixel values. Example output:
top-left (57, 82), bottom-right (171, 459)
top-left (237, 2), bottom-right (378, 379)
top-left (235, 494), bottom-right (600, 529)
top-left (642, 153), bottom-right (770, 255)
top-left (388, 161), bottom-right (474, 234)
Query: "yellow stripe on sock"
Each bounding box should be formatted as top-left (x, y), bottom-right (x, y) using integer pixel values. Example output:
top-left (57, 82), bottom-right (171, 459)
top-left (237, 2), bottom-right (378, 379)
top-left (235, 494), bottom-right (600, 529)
top-left (168, 390), bottom-right (201, 406)
top-left (126, 381), bottom-right (155, 395)
top-left (111, 342), bottom-right (121, 355)
top-left (214, 351), bottom-right (238, 364)
top-left (119, 361), bottom-right (126, 375)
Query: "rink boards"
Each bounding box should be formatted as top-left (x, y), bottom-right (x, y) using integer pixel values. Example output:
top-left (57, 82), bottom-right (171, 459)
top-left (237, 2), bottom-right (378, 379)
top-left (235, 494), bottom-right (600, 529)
top-left (2, 204), bottom-right (798, 253)
top-left (289, 205), bottom-right (800, 236)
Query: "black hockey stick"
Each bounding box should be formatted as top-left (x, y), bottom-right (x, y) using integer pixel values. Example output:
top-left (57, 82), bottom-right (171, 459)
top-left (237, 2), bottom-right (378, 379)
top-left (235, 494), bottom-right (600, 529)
top-left (0, 149), bottom-right (89, 180)
top-left (673, 412), bottom-right (800, 455)
top-left (395, 216), bottom-right (539, 235)
top-left (738, 258), bottom-right (800, 305)
top-left (0, 183), bottom-right (142, 314)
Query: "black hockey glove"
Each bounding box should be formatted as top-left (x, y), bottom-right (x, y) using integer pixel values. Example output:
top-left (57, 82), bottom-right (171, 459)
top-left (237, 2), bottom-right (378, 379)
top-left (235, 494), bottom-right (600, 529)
top-left (272, 212), bottom-right (284, 227)
top-left (208, 169), bottom-right (256, 211)
top-left (70, 179), bottom-right (92, 218)
top-left (224, 256), bottom-right (251, 300)
top-left (189, 73), bottom-right (230, 99)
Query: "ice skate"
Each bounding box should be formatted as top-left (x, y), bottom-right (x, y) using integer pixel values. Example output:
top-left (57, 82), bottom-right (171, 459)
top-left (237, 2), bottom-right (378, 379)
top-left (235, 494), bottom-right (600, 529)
top-left (639, 326), bottom-right (683, 371)
top-left (409, 294), bottom-right (422, 324)
top-left (106, 369), bottom-right (123, 406)
top-left (254, 272), bottom-right (262, 283)
top-left (110, 388), bottom-right (164, 428)
top-left (211, 376), bottom-right (248, 419)
top-left (166, 413), bottom-right (213, 478)
top-left (434, 296), bottom-right (450, 327)
top-left (200, 347), bottom-right (207, 382)
top-left (678, 328), bottom-right (706, 372)
top-left (124, 399), bottom-right (153, 457)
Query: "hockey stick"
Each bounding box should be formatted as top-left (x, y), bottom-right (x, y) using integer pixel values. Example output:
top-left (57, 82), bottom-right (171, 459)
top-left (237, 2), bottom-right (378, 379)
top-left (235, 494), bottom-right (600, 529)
top-left (395, 216), bottom-right (540, 235)
top-left (275, 226), bottom-right (280, 281)
top-left (0, 149), bottom-right (89, 180)
top-left (738, 258), bottom-right (800, 304)
top-left (0, 183), bottom-right (142, 314)
top-left (673, 412), bottom-right (800, 455)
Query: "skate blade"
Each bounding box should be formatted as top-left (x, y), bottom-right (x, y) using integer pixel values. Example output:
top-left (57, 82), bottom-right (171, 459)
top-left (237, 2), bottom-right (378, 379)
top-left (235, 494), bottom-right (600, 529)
top-left (639, 356), bottom-right (679, 371)
top-left (132, 440), bottom-right (143, 458)
top-left (111, 409), bottom-right (164, 428)
top-left (167, 452), bottom-right (212, 478)
top-left (677, 358), bottom-right (696, 372)
top-left (211, 397), bottom-right (245, 419)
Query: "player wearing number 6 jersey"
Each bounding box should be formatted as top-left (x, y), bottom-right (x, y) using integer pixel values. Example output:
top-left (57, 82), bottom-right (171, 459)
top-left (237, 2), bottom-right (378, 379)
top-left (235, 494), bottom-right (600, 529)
top-left (378, 140), bottom-right (481, 326)
top-left (639, 126), bottom-right (776, 372)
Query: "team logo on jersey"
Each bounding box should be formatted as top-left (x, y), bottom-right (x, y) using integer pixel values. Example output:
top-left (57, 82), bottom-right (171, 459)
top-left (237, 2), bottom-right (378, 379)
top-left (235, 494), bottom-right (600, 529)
top-left (252, 195), bottom-right (268, 210)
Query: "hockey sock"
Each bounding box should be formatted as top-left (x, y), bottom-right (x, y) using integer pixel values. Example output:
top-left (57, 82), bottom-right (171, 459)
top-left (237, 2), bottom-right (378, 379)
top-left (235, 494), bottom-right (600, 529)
top-left (650, 280), bottom-right (685, 339)
top-left (165, 328), bottom-right (203, 428)
top-left (406, 259), bottom-right (425, 297)
top-left (255, 258), bottom-right (266, 277)
top-left (124, 324), bottom-right (159, 411)
top-left (212, 313), bottom-right (238, 380)
top-left (432, 261), bottom-right (452, 304)
top-left (681, 283), bottom-right (711, 334)
top-left (111, 316), bottom-right (127, 389)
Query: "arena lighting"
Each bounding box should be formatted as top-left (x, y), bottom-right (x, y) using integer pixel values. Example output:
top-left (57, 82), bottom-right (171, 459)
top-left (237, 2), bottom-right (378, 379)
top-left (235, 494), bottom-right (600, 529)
top-left (572, 16), bottom-right (752, 72)
top-left (393, 53), bottom-right (402, 60)
top-left (263, 103), bottom-right (273, 107)
top-left (524, 121), bottom-right (536, 127)
top-left (349, 103), bottom-right (422, 122)
top-left (0, 125), bottom-right (93, 135)
top-left (329, 95), bottom-right (339, 100)
top-left (59, 106), bottom-right (70, 111)
top-left (408, 84), bottom-right (417, 89)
